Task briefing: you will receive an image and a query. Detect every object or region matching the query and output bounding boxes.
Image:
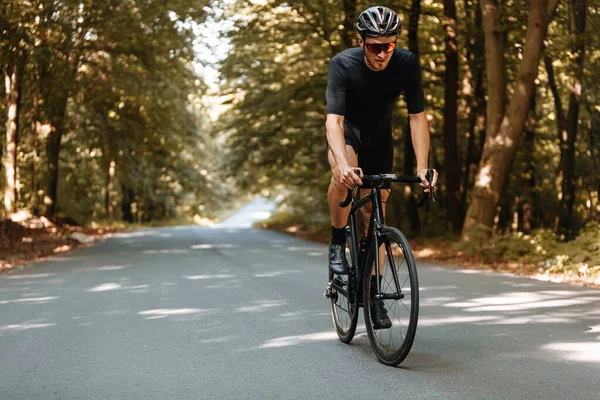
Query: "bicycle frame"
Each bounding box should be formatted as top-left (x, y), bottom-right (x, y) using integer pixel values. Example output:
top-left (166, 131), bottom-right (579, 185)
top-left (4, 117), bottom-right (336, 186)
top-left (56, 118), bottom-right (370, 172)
top-left (328, 169), bottom-right (435, 364)
top-left (346, 186), bottom-right (392, 303)
top-left (338, 170), bottom-right (434, 305)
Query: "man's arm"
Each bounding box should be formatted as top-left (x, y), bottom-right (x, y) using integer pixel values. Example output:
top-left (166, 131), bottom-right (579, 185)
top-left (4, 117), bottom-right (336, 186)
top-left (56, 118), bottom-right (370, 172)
top-left (326, 114), bottom-right (349, 169)
top-left (409, 111), bottom-right (438, 188)
top-left (325, 55), bottom-right (362, 189)
top-left (404, 51), bottom-right (438, 189)
top-left (409, 112), bottom-right (429, 171)
top-left (326, 114), bottom-right (362, 188)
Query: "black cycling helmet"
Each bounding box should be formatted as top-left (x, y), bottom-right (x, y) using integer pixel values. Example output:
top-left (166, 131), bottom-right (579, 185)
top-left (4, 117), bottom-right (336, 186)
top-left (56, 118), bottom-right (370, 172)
top-left (357, 6), bottom-right (401, 38)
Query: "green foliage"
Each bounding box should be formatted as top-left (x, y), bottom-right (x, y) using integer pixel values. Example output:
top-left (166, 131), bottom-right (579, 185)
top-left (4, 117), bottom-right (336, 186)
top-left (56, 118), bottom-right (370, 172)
top-left (1, 0), bottom-right (228, 223)
top-left (453, 224), bottom-right (600, 282)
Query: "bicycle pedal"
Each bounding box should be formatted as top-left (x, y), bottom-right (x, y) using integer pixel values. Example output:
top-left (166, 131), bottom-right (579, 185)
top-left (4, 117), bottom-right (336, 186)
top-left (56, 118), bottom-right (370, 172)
top-left (323, 284), bottom-right (332, 298)
top-left (324, 283), bottom-right (338, 300)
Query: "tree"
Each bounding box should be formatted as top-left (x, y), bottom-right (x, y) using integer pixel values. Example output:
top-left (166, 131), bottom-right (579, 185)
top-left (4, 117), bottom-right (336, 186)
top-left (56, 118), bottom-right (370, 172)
top-left (1, 0), bottom-right (33, 214)
top-left (555, 0), bottom-right (588, 238)
top-left (462, 0), bottom-right (559, 240)
top-left (0, 0), bottom-right (214, 223)
top-left (443, 0), bottom-right (460, 232)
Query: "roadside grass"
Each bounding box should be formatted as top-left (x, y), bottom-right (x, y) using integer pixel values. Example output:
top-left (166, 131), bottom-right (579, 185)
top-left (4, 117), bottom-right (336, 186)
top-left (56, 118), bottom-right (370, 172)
top-left (257, 210), bottom-right (600, 289)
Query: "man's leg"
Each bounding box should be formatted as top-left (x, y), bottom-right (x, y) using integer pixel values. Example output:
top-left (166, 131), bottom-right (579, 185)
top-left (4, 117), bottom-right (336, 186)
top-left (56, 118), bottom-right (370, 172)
top-left (359, 188), bottom-right (390, 232)
top-left (327, 145), bottom-right (358, 274)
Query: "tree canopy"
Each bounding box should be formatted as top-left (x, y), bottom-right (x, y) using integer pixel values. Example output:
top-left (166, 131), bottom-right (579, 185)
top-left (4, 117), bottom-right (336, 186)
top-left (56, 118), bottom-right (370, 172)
top-left (2, 0), bottom-right (600, 251)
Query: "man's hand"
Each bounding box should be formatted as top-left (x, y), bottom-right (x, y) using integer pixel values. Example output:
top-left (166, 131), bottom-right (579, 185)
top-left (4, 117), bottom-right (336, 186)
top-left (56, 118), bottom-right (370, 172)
top-left (417, 168), bottom-right (438, 193)
top-left (336, 165), bottom-right (363, 190)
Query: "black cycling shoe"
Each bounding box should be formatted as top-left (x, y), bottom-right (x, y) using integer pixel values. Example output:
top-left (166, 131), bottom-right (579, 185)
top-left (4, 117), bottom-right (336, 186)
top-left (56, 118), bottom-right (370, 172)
top-left (371, 298), bottom-right (392, 329)
top-left (328, 243), bottom-right (349, 275)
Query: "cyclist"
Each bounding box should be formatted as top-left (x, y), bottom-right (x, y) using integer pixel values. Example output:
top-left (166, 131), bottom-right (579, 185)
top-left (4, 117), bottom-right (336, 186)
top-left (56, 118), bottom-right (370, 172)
top-left (326, 6), bottom-right (438, 328)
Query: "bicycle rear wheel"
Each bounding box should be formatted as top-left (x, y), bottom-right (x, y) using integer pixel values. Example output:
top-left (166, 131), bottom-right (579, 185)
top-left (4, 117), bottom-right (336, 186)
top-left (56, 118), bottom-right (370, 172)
top-left (328, 236), bottom-right (359, 344)
top-left (362, 227), bottom-right (419, 366)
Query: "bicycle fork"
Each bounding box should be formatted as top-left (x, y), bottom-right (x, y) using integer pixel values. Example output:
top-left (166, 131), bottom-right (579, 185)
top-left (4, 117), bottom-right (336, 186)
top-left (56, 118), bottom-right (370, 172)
top-left (370, 191), bottom-right (404, 301)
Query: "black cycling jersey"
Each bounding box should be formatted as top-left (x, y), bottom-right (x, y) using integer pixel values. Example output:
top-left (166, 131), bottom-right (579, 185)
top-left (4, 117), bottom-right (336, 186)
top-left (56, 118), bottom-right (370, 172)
top-left (326, 47), bottom-right (425, 140)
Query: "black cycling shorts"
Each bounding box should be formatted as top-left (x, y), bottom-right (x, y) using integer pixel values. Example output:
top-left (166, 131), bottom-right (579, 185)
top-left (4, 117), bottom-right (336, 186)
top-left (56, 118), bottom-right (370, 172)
top-left (327, 120), bottom-right (394, 188)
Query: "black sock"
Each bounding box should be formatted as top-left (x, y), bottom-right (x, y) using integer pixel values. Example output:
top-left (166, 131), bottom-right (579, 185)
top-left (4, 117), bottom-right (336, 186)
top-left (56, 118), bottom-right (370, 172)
top-left (331, 226), bottom-right (346, 245)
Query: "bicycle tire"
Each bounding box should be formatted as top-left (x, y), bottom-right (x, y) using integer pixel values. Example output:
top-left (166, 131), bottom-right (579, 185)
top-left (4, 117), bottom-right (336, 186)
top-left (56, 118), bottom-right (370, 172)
top-left (362, 227), bottom-right (419, 366)
top-left (328, 233), bottom-right (359, 344)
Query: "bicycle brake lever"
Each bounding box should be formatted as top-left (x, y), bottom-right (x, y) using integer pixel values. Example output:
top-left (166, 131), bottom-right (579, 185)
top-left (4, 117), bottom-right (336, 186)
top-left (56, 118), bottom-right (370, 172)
top-left (426, 169), bottom-right (436, 202)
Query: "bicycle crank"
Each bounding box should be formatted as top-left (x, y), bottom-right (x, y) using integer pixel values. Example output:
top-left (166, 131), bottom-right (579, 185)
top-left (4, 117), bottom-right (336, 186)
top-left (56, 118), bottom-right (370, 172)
top-left (323, 283), bottom-right (338, 301)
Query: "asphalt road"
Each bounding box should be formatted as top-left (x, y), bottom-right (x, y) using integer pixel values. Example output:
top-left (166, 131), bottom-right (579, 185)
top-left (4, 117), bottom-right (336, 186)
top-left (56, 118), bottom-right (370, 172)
top-left (1, 205), bottom-right (599, 399)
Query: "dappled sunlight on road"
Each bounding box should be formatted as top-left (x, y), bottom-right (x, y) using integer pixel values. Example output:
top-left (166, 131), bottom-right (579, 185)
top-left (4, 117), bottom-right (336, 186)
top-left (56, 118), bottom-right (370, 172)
top-left (285, 246), bottom-right (324, 252)
top-left (184, 274), bottom-right (235, 280)
top-left (445, 291), bottom-right (600, 312)
top-left (418, 315), bottom-right (498, 327)
top-left (138, 308), bottom-right (207, 320)
top-left (88, 283), bottom-right (122, 292)
top-left (143, 249), bottom-right (190, 254)
top-left (190, 243), bottom-right (238, 250)
top-left (236, 300), bottom-right (286, 313)
top-left (5, 273), bottom-right (56, 280)
top-left (258, 330), bottom-right (339, 349)
top-left (1, 322), bottom-right (55, 331)
top-left (275, 309), bottom-right (331, 321)
top-left (0, 296), bottom-right (58, 305)
top-left (76, 265), bottom-right (130, 272)
top-left (584, 324), bottom-right (600, 334)
top-left (541, 342), bottom-right (600, 363)
top-left (198, 336), bottom-right (234, 344)
top-left (113, 231), bottom-right (173, 239)
top-left (416, 274), bottom-right (600, 370)
top-left (253, 270), bottom-right (301, 278)
top-left (87, 283), bottom-right (150, 293)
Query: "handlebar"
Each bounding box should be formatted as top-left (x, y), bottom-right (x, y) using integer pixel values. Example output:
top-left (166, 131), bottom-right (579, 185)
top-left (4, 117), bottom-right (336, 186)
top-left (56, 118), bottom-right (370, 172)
top-left (339, 169), bottom-right (436, 208)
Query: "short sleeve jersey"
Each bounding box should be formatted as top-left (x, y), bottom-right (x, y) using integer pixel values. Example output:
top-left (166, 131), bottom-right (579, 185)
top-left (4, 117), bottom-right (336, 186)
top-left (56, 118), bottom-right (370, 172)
top-left (326, 47), bottom-right (425, 138)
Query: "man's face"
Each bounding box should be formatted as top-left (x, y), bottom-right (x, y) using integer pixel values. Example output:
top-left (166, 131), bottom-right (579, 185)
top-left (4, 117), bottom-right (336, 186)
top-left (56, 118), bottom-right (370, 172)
top-left (358, 35), bottom-right (397, 71)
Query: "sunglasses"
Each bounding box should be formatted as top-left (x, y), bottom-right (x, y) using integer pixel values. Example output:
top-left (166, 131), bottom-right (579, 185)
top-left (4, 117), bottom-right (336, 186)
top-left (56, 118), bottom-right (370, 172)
top-left (364, 41), bottom-right (396, 54)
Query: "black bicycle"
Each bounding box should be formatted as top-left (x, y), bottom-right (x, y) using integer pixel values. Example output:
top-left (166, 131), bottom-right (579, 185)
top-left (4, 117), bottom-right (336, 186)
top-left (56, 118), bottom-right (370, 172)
top-left (324, 169), bottom-right (434, 366)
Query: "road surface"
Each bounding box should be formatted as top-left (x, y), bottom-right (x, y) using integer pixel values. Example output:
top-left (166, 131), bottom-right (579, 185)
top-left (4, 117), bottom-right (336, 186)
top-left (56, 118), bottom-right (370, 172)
top-left (1, 204), bottom-right (599, 399)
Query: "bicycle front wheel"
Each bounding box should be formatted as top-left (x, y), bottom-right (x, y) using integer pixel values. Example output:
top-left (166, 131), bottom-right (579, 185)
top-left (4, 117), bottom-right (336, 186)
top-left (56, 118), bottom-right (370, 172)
top-left (362, 227), bottom-right (419, 366)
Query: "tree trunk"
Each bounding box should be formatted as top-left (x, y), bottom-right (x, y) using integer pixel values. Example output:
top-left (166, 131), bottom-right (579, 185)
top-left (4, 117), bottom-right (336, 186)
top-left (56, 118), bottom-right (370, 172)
top-left (402, 0), bottom-right (422, 234)
top-left (105, 160), bottom-right (116, 218)
top-left (461, 0), bottom-right (485, 210)
top-left (462, 0), bottom-right (550, 241)
top-left (29, 94), bottom-right (41, 215)
top-left (544, 54), bottom-right (568, 175)
top-left (558, 0), bottom-right (587, 239)
top-left (496, 188), bottom-right (512, 234)
top-left (587, 103), bottom-right (599, 220)
top-left (480, 0), bottom-right (506, 139)
top-left (341, 0), bottom-right (357, 48)
top-left (443, 0), bottom-right (461, 233)
top-left (519, 90), bottom-right (537, 233)
top-left (405, 0), bottom-right (421, 179)
top-left (43, 96), bottom-right (68, 219)
top-left (3, 55), bottom-right (25, 214)
top-left (462, 69), bottom-right (484, 208)
top-left (121, 184), bottom-right (134, 223)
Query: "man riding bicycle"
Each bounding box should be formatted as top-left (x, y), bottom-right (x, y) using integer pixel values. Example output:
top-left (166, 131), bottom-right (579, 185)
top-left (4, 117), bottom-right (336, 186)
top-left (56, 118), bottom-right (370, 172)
top-left (326, 6), bottom-right (438, 328)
